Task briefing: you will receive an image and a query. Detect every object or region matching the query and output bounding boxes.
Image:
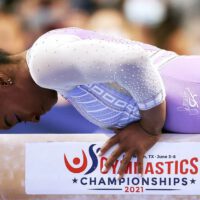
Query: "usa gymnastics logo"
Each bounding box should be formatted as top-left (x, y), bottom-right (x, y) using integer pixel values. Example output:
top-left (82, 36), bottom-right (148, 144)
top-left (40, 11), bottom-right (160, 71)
top-left (25, 142), bottom-right (200, 195)
top-left (62, 142), bottom-right (200, 194)
top-left (64, 144), bottom-right (100, 175)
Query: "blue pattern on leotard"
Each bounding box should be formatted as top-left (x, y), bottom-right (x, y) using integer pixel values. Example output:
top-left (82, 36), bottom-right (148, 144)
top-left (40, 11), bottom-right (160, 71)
top-left (64, 83), bottom-right (141, 129)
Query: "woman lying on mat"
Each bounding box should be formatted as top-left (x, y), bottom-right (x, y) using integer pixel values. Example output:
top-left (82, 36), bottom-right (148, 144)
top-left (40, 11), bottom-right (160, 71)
top-left (0, 27), bottom-right (198, 179)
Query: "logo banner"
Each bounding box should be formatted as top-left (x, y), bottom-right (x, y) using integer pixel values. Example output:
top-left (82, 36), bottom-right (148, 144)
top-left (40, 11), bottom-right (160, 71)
top-left (25, 142), bottom-right (200, 195)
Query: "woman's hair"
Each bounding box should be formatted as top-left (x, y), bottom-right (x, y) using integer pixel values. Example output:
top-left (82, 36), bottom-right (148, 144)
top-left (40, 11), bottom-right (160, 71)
top-left (0, 49), bottom-right (13, 65)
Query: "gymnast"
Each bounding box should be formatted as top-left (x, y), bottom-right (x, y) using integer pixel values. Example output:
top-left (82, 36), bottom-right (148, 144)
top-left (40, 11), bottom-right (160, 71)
top-left (0, 27), bottom-right (199, 179)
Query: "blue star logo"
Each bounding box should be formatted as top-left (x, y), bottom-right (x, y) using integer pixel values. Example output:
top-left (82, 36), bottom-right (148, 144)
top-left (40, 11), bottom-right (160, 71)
top-left (190, 179), bottom-right (196, 184)
top-left (72, 178), bottom-right (78, 183)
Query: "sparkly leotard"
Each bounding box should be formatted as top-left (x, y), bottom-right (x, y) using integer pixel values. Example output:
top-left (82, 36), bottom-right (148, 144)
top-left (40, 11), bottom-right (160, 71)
top-left (26, 27), bottom-right (177, 130)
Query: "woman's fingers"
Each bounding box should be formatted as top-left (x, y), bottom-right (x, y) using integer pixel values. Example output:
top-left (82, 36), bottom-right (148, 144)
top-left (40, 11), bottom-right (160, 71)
top-left (99, 134), bottom-right (119, 156)
top-left (117, 150), bottom-right (145, 179)
top-left (117, 151), bottom-right (133, 179)
top-left (103, 146), bottom-right (122, 172)
top-left (136, 151), bottom-right (145, 175)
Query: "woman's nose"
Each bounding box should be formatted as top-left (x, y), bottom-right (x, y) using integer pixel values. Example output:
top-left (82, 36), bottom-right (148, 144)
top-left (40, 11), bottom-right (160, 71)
top-left (31, 115), bottom-right (40, 122)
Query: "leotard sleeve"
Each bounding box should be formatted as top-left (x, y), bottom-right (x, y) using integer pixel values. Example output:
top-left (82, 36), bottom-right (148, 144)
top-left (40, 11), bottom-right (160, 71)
top-left (26, 29), bottom-right (166, 110)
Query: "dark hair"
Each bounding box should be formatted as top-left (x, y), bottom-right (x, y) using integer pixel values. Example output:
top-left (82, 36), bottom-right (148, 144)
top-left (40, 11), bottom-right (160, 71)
top-left (0, 49), bottom-right (13, 65)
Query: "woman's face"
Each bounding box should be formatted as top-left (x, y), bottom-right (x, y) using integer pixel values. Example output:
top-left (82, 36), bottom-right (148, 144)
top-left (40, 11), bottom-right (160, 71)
top-left (0, 62), bottom-right (58, 130)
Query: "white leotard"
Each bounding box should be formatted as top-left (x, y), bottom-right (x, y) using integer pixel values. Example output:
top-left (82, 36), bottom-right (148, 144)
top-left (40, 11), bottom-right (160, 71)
top-left (26, 27), bottom-right (176, 129)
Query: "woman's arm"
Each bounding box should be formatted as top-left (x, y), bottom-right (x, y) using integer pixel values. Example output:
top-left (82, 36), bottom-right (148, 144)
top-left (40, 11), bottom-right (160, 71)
top-left (139, 100), bottom-right (166, 135)
top-left (99, 101), bottom-right (166, 178)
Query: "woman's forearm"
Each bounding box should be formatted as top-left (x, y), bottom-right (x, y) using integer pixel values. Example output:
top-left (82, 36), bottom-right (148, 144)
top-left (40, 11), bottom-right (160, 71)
top-left (139, 100), bottom-right (166, 135)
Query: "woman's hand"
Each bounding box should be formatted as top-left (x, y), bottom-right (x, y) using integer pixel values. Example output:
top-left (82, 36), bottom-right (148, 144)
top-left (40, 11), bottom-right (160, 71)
top-left (98, 122), bottom-right (161, 179)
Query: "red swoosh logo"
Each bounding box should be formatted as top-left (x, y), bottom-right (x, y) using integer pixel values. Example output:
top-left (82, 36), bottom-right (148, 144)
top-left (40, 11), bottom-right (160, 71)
top-left (64, 150), bottom-right (87, 173)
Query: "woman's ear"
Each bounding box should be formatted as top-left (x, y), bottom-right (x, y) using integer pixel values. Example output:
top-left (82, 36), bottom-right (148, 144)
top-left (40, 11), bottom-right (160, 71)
top-left (0, 72), bottom-right (13, 86)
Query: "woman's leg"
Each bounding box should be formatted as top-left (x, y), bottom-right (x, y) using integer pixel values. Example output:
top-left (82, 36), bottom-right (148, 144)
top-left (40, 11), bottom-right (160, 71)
top-left (160, 56), bottom-right (200, 133)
